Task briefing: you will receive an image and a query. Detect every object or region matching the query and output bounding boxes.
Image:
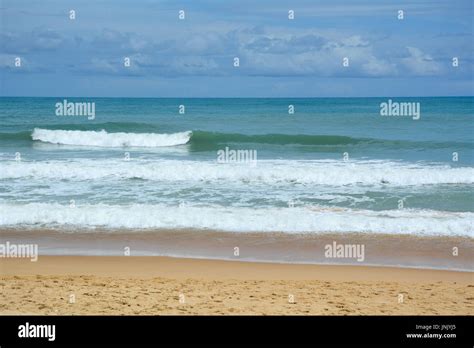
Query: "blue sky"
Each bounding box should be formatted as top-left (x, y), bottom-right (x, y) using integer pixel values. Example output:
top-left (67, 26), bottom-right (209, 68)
top-left (1, 0), bottom-right (473, 97)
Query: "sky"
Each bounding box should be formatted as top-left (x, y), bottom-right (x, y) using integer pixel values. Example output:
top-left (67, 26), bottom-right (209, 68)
top-left (1, 0), bottom-right (473, 97)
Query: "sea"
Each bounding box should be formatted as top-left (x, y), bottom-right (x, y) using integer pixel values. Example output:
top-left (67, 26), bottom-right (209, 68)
top-left (0, 97), bottom-right (473, 269)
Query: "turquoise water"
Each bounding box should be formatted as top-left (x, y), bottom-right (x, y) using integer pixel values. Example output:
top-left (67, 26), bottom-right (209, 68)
top-left (0, 97), bottom-right (473, 235)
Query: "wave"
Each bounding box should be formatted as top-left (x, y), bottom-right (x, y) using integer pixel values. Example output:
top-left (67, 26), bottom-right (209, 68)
top-left (190, 131), bottom-right (366, 148)
top-left (7, 128), bottom-right (371, 147)
top-left (0, 127), bottom-right (470, 150)
top-left (0, 131), bottom-right (32, 141)
top-left (31, 128), bottom-right (191, 147)
top-left (0, 203), bottom-right (472, 236)
top-left (189, 131), bottom-right (472, 151)
top-left (1, 158), bottom-right (473, 186)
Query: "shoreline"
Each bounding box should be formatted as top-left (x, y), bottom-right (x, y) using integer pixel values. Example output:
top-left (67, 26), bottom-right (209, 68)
top-left (2, 255), bottom-right (473, 281)
top-left (1, 256), bottom-right (473, 315)
top-left (2, 228), bottom-right (473, 271)
top-left (1, 253), bottom-right (473, 273)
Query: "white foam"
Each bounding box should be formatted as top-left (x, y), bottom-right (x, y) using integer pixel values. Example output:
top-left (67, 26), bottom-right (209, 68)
top-left (31, 128), bottom-right (191, 147)
top-left (1, 158), bottom-right (473, 186)
top-left (0, 203), bottom-right (472, 237)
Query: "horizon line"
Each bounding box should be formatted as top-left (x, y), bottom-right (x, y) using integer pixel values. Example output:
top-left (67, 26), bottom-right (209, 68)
top-left (1, 95), bottom-right (473, 99)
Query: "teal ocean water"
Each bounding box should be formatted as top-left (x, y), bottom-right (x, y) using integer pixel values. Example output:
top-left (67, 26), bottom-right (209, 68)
top-left (0, 97), bottom-right (473, 236)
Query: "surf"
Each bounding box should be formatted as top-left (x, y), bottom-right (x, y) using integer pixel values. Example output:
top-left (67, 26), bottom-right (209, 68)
top-left (0, 203), bottom-right (472, 237)
top-left (2, 158), bottom-right (474, 186)
top-left (31, 128), bottom-right (191, 148)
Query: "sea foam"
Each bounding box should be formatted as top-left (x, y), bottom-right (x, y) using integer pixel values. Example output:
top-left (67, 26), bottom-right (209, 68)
top-left (32, 128), bottom-right (192, 147)
top-left (2, 158), bottom-right (473, 186)
top-left (0, 203), bottom-right (472, 237)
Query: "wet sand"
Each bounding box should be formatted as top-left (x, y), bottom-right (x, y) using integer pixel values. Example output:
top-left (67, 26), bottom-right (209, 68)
top-left (1, 228), bottom-right (473, 270)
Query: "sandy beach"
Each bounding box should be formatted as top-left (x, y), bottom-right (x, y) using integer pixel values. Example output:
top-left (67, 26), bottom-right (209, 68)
top-left (1, 256), bottom-right (473, 315)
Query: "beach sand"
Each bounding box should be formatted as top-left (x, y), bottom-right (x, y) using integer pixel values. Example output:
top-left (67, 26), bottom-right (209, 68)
top-left (1, 256), bottom-right (473, 315)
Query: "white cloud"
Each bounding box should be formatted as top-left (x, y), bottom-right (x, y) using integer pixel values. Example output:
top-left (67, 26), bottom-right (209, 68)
top-left (362, 56), bottom-right (397, 76)
top-left (401, 46), bottom-right (442, 76)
